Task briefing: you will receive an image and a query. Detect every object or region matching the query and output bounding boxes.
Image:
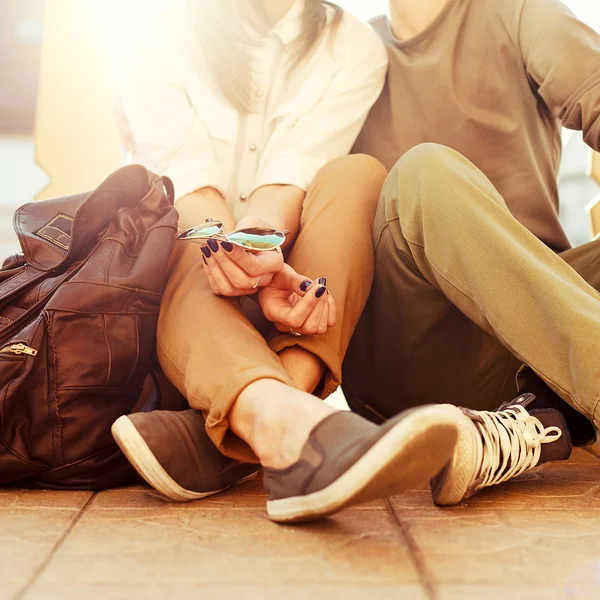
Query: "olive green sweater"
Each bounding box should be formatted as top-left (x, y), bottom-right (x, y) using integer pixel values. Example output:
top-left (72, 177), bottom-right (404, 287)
top-left (354, 0), bottom-right (600, 250)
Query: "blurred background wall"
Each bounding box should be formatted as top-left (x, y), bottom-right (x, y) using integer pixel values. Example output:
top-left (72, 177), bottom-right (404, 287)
top-left (0, 0), bottom-right (45, 257)
top-left (0, 0), bottom-right (599, 256)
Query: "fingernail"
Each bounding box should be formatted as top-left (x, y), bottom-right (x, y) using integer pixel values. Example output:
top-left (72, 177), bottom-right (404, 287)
top-left (300, 280), bottom-right (313, 292)
top-left (208, 239), bottom-right (219, 253)
top-left (221, 241), bottom-right (234, 253)
top-left (201, 246), bottom-right (211, 259)
top-left (317, 278), bottom-right (327, 286)
top-left (202, 255), bottom-right (207, 265)
top-left (316, 286), bottom-right (327, 299)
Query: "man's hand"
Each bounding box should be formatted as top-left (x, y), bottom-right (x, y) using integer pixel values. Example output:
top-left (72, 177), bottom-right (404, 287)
top-left (258, 265), bottom-right (336, 336)
top-left (202, 217), bottom-right (284, 297)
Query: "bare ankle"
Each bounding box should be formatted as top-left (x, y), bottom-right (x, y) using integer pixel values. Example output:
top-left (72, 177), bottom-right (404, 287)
top-left (279, 347), bottom-right (326, 394)
top-left (229, 379), bottom-right (336, 469)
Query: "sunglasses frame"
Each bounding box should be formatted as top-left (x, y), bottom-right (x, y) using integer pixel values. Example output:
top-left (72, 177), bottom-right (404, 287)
top-left (177, 219), bottom-right (287, 251)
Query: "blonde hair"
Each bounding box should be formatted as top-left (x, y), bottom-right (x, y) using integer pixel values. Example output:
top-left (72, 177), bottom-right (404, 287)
top-left (189, 0), bottom-right (343, 112)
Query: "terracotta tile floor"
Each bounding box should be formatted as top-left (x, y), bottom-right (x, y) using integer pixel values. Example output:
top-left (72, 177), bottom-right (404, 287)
top-left (2, 448), bottom-right (600, 599)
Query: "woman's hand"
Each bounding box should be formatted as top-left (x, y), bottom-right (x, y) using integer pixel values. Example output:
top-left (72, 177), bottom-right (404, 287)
top-left (258, 265), bottom-right (336, 336)
top-left (201, 217), bottom-right (284, 296)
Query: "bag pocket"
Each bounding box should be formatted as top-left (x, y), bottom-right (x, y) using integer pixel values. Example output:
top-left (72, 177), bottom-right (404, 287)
top-left (46, 310), bottom-right (157, 390)
top-left (0, 317), bottom-right (54, 481)
top-left (0, 316), bottom-right (43, 376)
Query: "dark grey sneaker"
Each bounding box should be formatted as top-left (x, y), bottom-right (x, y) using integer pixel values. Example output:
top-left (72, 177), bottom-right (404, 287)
top-left (431, 393), bottom-right (572, 506)
top-left (263, 405), bottom-right (460, 524)
top-left (112, 409), bottom-right (259, 501)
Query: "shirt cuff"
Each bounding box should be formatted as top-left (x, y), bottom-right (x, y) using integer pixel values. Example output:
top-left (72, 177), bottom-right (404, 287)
top-left (162, 161), bottom-right (228, 201)
top-left (254, 154), bottom-right (323, 192)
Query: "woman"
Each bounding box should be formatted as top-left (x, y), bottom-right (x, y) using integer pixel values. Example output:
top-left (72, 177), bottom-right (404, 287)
top-left (110, 0), bottom-right (459, 524)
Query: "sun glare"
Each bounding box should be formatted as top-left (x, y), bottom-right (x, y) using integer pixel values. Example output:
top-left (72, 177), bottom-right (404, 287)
top-left (86, 0), bottom-right (599, 67)
top-left (86, 0), bottom-right (175, 65)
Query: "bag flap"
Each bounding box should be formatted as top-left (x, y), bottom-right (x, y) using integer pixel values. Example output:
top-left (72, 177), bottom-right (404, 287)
top-left (14, 165), bottom-right (173, 272)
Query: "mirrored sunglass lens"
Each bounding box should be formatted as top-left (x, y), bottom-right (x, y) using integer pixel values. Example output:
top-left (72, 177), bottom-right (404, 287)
top-left (227, 228), bottom-right (285, 250)
top-left (178, 222), bottom-right (223, 240)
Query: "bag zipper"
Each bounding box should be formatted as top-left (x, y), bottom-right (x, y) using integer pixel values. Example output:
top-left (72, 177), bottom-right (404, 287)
top-left (0, 342), bottom-right (38, 356)
top-left (0, 261), bottom-right (83, 348)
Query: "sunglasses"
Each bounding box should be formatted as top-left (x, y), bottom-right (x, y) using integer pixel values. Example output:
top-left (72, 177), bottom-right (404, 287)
top-left (177, 219), bottom-right (287, 251)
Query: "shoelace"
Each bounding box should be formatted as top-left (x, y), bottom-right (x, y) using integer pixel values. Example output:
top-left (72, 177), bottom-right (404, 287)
top-left (472, 405), bottom-right (563, 492)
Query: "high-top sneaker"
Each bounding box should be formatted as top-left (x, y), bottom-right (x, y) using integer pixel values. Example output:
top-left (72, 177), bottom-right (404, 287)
top-left (431, 393), bottom-right (572, 505)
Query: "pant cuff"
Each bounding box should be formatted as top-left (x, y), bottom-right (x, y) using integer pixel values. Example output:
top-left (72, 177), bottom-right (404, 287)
top-left (202, 366), bottom-right (294, 463)
top-left (517, 364), bottom-right (600, 445)
top-left (268, 334), bottom-right (342, 399)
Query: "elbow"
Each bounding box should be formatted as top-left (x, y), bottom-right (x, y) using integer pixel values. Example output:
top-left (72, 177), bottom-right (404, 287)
top-left (582, 121), bottom-right (600, 152)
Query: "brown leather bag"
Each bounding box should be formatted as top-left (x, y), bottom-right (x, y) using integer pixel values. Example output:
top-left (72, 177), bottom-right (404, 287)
top-left (0, 165), bottom-right (178, 489)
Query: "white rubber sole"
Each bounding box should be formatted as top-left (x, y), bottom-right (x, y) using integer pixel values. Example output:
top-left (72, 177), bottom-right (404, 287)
top-left (266, 405), bottom-right (460, 524)
top-left (431, 407), bottom-right (481, 506)
top-left (112, 416), bottom-right (258, 502)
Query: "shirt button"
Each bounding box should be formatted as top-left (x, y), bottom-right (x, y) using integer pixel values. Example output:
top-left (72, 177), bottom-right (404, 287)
top-left (240, 194), bottom-right (247, 202)
top-left (249, 144), bottom-right (257, 152)
top-left (256, 89), bottom-right (264, 97)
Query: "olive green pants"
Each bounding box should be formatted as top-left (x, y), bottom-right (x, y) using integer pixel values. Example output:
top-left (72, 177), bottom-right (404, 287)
top-left (343, 144), bottom-right (600, 444)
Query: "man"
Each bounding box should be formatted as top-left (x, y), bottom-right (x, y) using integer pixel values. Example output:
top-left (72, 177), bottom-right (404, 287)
top-left (342, 0), bottom-right (600, 504)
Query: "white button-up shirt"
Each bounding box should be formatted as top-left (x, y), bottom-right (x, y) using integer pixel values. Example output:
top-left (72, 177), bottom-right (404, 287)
top-left (115, 1), bottom-right (388, 221)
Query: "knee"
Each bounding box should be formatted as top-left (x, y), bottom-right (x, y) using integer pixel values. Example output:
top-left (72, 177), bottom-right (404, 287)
top-left (391, 143), bottom-right (460, 182)
top-left (383, 143), bottom-right (471, 216)
top-left (306, 154), bottom-right (387, 217)
top-left (337, 153), bottom-right (387, 178)
top-left (314, 154), bottom-right (387, 192)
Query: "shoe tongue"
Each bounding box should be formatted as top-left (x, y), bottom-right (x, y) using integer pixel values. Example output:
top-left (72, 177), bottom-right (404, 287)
top-left (529, 408), bottom-right (572, 463)
top-left (497, 393), bottom-right (537, 412)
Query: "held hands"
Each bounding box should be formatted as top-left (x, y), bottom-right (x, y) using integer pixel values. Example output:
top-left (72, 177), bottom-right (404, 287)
top-left (199, 216), bottom-right (336, 337)
top-left (258, 265), bottom-right (336, 336)
top-left (201, 217), bottom-right (284, 296)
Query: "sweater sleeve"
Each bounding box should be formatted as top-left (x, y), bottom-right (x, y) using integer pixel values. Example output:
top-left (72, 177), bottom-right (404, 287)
top-left (113, 32), bottom-right (227, 201)
top-left (518, 0), bottom-right (600, 150)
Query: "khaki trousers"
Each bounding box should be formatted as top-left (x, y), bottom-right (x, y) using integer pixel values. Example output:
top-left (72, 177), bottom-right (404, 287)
top-left (156, 155), bottom-right (387, 462)
top-left (343, 144), bottom-right (600, 442)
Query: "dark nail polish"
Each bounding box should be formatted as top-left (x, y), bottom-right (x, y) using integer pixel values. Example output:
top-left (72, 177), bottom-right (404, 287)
top-left (201, 246), bottom-right (211, 259)
top-left (317, 278), bottom-right (327, 286)
top-left (208, 239), bottom-right (219, 253)
top-left (300, 280), bottom-right (313, 292)
top-left (221, 241), bottom-right (234, 252)
top-left (202, 255), bottom-right (207, 265)
top-left (316, 286), bottom-right (327, 299)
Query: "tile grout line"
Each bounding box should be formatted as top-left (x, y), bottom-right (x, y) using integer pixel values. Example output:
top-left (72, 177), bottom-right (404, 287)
top-left (12, 492), bottom-right (97, 600)
top-left (386, 498), bottom-right (437, 600)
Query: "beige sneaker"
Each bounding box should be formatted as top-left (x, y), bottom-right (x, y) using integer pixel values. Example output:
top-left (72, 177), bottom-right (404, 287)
top-left (431, 393), bottom-right (571, 505)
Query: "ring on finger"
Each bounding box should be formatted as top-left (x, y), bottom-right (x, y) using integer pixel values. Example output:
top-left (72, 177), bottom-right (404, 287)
top-left (252, 276), bottom-right (261, 289)
top-left (289, 327), bottom-right (302, 337)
